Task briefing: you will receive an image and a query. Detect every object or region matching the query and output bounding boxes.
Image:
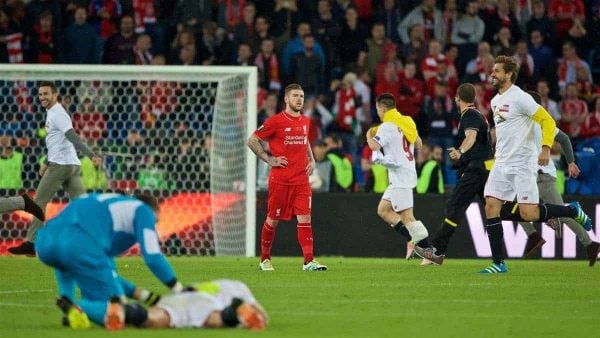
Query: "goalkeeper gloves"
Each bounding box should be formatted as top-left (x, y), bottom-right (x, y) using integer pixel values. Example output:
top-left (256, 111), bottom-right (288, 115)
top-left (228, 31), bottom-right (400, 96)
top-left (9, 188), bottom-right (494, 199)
top-left (137, 289), bottom-right (161, 306)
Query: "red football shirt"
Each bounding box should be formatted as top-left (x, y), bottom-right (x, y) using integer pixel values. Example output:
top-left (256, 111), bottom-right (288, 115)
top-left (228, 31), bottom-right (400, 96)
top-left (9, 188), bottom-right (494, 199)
top-left (254, 111), bottom-right (310, 185)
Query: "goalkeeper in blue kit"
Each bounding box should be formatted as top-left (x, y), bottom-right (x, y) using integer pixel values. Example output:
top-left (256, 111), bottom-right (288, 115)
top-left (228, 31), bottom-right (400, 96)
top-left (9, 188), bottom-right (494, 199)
top-left (36, 193), bottom-right (185, 329)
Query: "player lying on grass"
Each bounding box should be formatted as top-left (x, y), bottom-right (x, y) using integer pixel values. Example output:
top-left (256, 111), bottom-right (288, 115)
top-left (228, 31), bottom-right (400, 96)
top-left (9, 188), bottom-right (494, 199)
top-left (57, 279), bottom-right (268, 331)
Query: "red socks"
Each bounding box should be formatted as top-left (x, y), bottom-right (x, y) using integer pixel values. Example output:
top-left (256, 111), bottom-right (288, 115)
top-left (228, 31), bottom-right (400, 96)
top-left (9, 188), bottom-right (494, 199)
top-left (260, 222), bottom-right (275, 261)
top-left (297, 223), bottom-right (314, 263)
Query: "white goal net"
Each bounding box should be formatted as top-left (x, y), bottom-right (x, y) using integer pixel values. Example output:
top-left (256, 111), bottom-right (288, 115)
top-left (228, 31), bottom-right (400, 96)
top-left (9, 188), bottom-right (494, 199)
top-left (0, 64), bottom-right (257, 257)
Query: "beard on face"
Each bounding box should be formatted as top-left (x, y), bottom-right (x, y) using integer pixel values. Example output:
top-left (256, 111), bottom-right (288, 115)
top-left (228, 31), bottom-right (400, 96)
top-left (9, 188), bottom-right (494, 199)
top-left (290, 102), bottom-right (303, 113)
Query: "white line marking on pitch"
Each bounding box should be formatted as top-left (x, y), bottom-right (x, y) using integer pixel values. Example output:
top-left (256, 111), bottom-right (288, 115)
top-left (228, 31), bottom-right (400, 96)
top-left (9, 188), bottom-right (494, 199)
top-left (0, 303), bottom-right (52, 308)
top-left (0, 289), bottom-right (53, 294)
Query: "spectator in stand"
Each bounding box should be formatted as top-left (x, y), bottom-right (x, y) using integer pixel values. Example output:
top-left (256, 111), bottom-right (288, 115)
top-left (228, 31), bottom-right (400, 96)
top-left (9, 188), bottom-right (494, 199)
top-left (61, 7), bottom-right (100, 64)
top-left (167, 29), bottom-right (195, 65)
top-left (528, 29), bottom-right (553, 78)
top-left (0, 8), bottom-right (24, 63)
top-left (480, 0), bottom-right (521, 44)
top-left (557, 41), bottom-right (592, 93)
top-left (353, 69), bottom-right (372, 129)
top-left (526, 1), bottom-right (555, 45)
top-left (73, 98), bottom-right (106, 142)
top-left (281, 22), bottom-right (326, 77)
top-left (375, 62), bottom-right (401, 102)
top-left (250, 15), bottom-right (271, 53)
top-left (217, 0), bottom-right (246, 31)
top-left (132, 0), bottom-right (165, 54)
top-left (537, 79), bottom-right (561, 121)
top-left (311, 0), bottom-right (343, 76)
top-left (465, 41), bottom-right (492, 81)
top-left (269, 0), bottom-right (302, 39)
top-left (567, 17), bottom-right (589, 58)
top-left (420, 39), bottom-right (446, 82)
top-left (27, 10), bottom-right (59, 64)
top-left (196, 20), bottom-right (233, 65)
top-left (401, 23), bottom-right (428, 66)
top-left (581, 97), bottom-right (600, 140)
top-left (331, 73), bottom-right (359, 158)
top-left (514, 40), bottom-right (535, 88)
top-left (24, 0), bottom-right (62, 36)
top-left (232, 2), bottom-right (256, 46)
top-left (548, 0), bottom-right (585, 41)
top-left (395, 62), bottom-right (425, 119)
top-left (88, 0), bottom-right (122, 41)
top-left (173, 0), bottom-right (213, 33)
top-left (442, 0), bottom-right (457, 45)
top-left (103, 15), bottom-right (137, 64)
top-left (376, 42), bottom-right (403, 83)
top-left (575, 66), bottom-right (594, 103)
top-left (310, 140), bottom-right (333, 192)
top-left (133, 33), bottom-right (152, 65)
top-left (176, 44), bottom-right (197, 65)
top-left (559, 82), bottom-right (588, 140)
top-left (421, 81), bottom-right (457, 160)
top-left (254, 38), bottom-right (281, 93)
top-left (365, 22), bottom-right (394, 81)
top-left (373, 0), bottom-right (402, 44)
top-left (291, 34), bottom-right (324, 99)
top-left (491, 26), bottom-right (514, 57)
top-left (258, 92), bottom-right (279, 127)
top-left (338, 6), bottom-right (368, 71)
top-left (233, 42), bottom-right (251, 66)
top-left (427, 60), bottom-right (458, 98)
top-left (451, 0), bottom-right (485, 74)
top-left (398, 0), bottom-right (445, 45)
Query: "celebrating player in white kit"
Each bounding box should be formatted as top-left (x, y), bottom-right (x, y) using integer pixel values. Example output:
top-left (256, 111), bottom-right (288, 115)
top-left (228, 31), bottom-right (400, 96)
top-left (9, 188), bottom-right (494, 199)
top-left (366, 93), bottom-right (443, 264)
top-left (480, 56), bottom-right (592, 274)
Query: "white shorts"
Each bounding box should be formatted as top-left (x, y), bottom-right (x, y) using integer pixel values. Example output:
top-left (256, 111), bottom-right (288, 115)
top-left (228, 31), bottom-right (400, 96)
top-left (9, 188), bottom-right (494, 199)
top-left (484, 164), bottom-right (539, 204)
top-left (381, 186), bottom-right (414, 212)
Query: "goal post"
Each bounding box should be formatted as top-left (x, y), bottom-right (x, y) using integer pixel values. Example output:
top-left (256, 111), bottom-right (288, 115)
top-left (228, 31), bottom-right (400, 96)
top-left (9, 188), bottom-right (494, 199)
top-left (0, 64), bottom-right (257, 257)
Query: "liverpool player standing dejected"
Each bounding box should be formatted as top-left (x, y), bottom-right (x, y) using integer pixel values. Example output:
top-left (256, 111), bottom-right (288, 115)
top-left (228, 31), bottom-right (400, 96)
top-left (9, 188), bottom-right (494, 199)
top-left (246, 83), bottom-right (327, 272)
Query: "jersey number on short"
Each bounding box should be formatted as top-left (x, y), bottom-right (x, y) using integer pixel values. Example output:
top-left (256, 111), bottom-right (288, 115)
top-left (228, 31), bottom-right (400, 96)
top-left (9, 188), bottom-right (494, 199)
top-left (402, 137), bottom-right (414, 161)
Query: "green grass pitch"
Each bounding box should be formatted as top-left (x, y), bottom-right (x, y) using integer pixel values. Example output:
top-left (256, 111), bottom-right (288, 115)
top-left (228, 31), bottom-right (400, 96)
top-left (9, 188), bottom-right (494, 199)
top-left (0, 256), bottom-right (599, 337)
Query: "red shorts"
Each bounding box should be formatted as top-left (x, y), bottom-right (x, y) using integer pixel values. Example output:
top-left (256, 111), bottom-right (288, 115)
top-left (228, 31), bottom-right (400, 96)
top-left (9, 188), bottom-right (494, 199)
top-left (267, 181), bottom-right (312, 220)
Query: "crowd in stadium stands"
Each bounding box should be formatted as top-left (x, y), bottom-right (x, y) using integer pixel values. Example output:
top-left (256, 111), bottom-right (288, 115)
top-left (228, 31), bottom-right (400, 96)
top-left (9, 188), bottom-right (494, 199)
top-left (0, 0), bottom-right (599, 195)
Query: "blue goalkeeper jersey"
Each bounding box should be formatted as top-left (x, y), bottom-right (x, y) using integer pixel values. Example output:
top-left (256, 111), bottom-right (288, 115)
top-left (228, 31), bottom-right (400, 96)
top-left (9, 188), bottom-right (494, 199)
top-left (47, 193), bottom-right (176, 286)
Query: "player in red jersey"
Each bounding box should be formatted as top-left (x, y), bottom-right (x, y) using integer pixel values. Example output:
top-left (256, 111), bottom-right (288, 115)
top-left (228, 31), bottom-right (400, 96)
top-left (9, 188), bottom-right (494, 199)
top-left (246, 83), bottom-right (327, 271)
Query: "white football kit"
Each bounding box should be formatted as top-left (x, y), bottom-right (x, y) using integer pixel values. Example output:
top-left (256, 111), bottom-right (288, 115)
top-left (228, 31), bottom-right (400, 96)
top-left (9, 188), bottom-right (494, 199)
top-left (45, 102), bottom-right (80, 165)
top-left (484, 85), bottom-right (541, 203)
top-left (156, 279), bottom-right (257, 328)
top-left (372, 122), bottom-right (417, 212)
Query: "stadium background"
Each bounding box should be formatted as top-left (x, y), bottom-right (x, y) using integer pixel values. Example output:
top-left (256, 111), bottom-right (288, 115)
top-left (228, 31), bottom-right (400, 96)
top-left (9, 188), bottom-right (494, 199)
top-left (0, 0), bottom-right (599, 257)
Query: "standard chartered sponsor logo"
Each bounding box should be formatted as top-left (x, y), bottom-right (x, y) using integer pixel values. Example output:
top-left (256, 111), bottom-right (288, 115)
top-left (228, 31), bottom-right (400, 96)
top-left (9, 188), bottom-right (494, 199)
top-left (283, 135), bottom-right (307, 145)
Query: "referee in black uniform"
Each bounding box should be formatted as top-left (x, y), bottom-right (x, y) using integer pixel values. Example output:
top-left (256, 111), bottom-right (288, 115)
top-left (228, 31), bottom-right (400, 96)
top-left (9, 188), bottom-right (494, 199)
top-left (430, 83), bottom-right (493, 261)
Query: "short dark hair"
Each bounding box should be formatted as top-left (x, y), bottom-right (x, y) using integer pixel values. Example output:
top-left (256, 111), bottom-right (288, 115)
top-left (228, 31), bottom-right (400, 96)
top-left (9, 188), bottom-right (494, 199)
top-left (134, 193), bottom-right (159, 212)
top-left (527, 90), bottom-right (542, 104)
top-left (285, 83), bottom-right (303, 95)
top-left (376, 93), bottom-right (396, 109)
top-left (457, 83), bottom-right (476, 103)
top-left (495, 55), bottom-right (519, 83)
top-left (39, 81), bottom-right (57, 93)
